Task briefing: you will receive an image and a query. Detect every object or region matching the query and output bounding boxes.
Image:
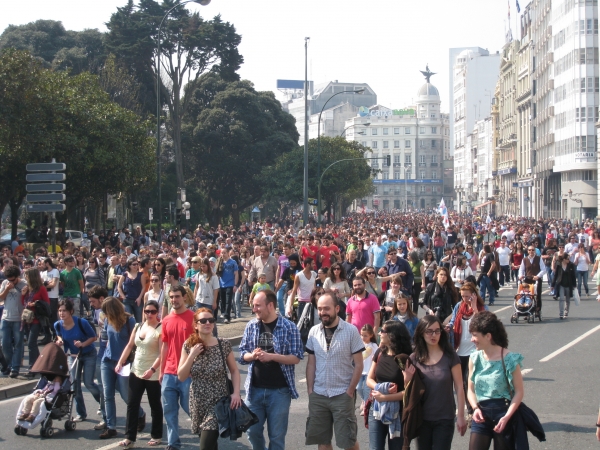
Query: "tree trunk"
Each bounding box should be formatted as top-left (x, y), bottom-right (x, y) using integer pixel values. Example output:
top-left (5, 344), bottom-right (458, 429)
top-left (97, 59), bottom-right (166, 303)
top-left (9, 197), bottom-right (23, 239)
top-left (231, 209), bottom-right (240, 229)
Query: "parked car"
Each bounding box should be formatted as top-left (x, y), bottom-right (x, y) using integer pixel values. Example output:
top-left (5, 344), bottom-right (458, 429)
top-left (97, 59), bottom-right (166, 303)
top-left (65, 230), bottom-right (83, 246)
top-left (0, 231), bottom-right (27, 249)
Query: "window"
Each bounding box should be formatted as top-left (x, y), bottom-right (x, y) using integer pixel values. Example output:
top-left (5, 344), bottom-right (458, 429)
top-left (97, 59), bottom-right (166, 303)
top-left (382, 172), bottom-right (389, 180)
top-left (362, 141), bottom-right (367, 147)
top-left (394, 200), bottom-right (400, 209)
top-left (382, 157), bottom-right (389, 167)
top-left (383, 141), bottom-right (389, 149)
top-left (405, 140), bottom-right (411, 148)
top-left (420, 171), bottom-right (426, 179)
top-left (430, 114), bottom-right (436, 118)
top-left (432, 140), bottom-right (436, 148)
top-left (405, 155), bottom-right (412, 164)
top-left (420, 127), bottom-right (425, 134)
top-left (420, 186), bottom-right (426, 193)
top-left (420, 140), bottom-right (425, 148)
top-left (372, 141), bottom-right (378, 148)
top-left (405, 127), bottom-right (411, 134)
top-left (394, 155), bottom-right (401, 164)
top-left (431, 155), bottom-right (437, 163)
top-left (394, 172), bottom-right (401, 179)
top-left (432, 171), bottom-right (437, 179)
top-left (394, 128), bottom-right (400, 135)
top-left (394, 140), bottom-right (400, 148)
top-left (431, 127), bottom-right (437, 134)
top-left (374, 187), bottom-right (378, 195)
top-left (419, 155), bottom-right (426, 163)
top-left (383, 128), bottom-right (389, 135)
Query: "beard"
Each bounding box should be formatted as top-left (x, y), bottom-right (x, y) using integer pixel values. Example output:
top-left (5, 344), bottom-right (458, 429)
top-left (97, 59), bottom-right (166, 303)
top-left (353, 287), bottom-right (365, 296)
top-left (319, 311), bottom-right (337, 326)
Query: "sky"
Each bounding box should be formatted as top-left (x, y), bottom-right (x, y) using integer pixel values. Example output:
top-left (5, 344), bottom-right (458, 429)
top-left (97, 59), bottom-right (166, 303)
top-left (2, 0), bottom-right (530, 113)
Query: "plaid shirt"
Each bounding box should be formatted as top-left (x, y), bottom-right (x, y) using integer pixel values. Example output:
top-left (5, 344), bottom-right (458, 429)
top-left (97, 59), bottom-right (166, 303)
top-left (239, 314), bottom-right (304, 399)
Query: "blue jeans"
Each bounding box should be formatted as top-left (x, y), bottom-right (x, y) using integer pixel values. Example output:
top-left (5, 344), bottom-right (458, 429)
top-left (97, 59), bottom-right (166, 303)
top-left (219, 286), bottom-right (233, 320)
top-left (161, 373), bottom-right (191, 449)
top-left (101, 359), bottom-right (144, 430)
top-left (576, 270), bottom-right (589, 295)
top-left (479, 275), bottom-right (495, 304)
top-left (498, 265), bottom-right (510, 286)
top-left (276, 287), bottom-right (287, 316)
top-left (1, 320), bottom-right (23, 373)
top-left (234, 288), bottom-right (243, 318)
top-left (245, 387), bottom-right (292, 450)
top-left (124, 298), bottom-right (142, 323)
top-left (357, 374), bottom-right (370, 402)
top-left (368, 408), bottom-right (402, 450)
top-left (434, 247), bottom-right (444, 263)
top-left (546, 266), bottom-right (554, 287)
top-left (416, 418), bottom-right (455, 450)
top-left (72, 347), bottom-right (101, 418)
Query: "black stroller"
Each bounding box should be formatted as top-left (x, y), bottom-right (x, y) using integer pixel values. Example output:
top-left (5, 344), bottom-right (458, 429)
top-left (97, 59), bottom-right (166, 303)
top-left (14, 343), bottom-right (78, 438)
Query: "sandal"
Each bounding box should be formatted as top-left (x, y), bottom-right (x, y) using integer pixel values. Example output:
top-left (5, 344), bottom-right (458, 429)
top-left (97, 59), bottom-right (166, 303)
top-left (118, 440), bottom-right (134, 449)
top-left (148, 438), bottom-right (162, 446)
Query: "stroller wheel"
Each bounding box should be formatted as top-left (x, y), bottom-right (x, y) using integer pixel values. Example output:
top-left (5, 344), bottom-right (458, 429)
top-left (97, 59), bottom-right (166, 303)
top-left (528, 315), bottom-right (534, 324)
top-left (41, 426), bottom-right (54, 438)
top-left (14, 425), bottom-right (28, 436)
top-left (65, 420), bottom-right (76, 431)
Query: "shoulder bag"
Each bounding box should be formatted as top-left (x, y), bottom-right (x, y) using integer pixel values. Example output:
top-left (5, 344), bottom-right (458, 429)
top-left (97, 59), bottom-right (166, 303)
top-left (126, 320), bottom-right (139, 364)
top-left (217, 338), bottom-right (234, 395)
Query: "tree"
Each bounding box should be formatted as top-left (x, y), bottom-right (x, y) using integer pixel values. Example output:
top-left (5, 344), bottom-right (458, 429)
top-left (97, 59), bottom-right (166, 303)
top-left (182, 75), bottom-right (298, 227)
top-left (105, 0), bottom-right (243, 189)
top-left (264, 136), bottom-right (374, 221)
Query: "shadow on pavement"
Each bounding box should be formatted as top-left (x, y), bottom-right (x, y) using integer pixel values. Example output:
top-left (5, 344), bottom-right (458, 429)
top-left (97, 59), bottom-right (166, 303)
top-left (542, 421), bottom-right (597, 434)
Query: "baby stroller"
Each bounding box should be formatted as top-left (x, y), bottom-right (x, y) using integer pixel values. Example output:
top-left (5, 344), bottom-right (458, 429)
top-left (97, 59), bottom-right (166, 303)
top-left (14, 343), bottom-right (78, 438)
top-left (510, 282), bottom-right (538, 324)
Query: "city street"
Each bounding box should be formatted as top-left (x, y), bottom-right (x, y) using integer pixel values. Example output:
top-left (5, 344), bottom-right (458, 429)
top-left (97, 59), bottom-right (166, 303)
top-left (1, 284), bottom-right (600, 449)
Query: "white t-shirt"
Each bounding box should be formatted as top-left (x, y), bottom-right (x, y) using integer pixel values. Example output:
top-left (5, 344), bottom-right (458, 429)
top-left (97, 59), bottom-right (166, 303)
top-left (496, 247), bottom-right (511, 266)
top-left (194, 273), bottom-right (220, 305)
top-left (42, 268), bottom-right (60, 298)
top-left (362, 342), bottom-right (379, 375)
top-left (457, 317), bottom-right (476, 357)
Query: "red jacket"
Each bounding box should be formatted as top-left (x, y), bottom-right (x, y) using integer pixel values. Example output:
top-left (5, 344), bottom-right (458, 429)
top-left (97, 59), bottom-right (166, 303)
top-left (23, 286), bottom-right (50, 325)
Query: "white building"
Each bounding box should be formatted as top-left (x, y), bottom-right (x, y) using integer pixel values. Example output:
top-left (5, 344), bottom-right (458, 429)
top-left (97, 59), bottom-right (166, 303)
top-left (453, 49), bottom-right (501, 210)
top-left (345, 70), bottom-right (450, 211)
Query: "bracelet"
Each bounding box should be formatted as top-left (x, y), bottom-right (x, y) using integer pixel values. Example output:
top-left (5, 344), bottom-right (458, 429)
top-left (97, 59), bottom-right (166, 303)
top-left (150, 367), bottom-right (156, 373)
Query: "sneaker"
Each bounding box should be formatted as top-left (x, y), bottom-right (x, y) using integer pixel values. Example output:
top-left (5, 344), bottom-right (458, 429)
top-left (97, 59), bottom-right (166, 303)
top-left (94, 421), bottom-right (107, 430)
top-left (219, 314), bottom-right (224, 319)
top-left (99, 428), bottom-right (118, 439)
top-left (9, 371), bottom-right (18, 378)
top-left (564, 310), bottom-right (569, 317)
top-left (73, 415), bottom-right (86, 422)
top-left (223, 319), bottom-right (230, 324)
top-left (559, 315), bottom-right (564, 320)
top-left (1, 369), bottom-right (10, 376)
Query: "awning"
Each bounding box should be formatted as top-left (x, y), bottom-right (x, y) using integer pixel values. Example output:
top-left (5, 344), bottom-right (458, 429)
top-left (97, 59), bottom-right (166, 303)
top-left (473, 200), bottom-right (495, 210)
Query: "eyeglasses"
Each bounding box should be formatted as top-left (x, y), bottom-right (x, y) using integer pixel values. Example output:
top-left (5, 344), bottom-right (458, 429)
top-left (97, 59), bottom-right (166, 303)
top-left (333, 268), bottom-right (341, 271)
top-left (144, 309), bottom-right (158, 315)
top-left (131, 263), bottom-right (139, 266)
top-left (192, 261), bottom-right (200, 264)
top-left (196, 318), bottom-right (216, 324)
top-left (424, 329), bottom-right (442, 336)
top-left (379, 329), bottom-right (388, 334)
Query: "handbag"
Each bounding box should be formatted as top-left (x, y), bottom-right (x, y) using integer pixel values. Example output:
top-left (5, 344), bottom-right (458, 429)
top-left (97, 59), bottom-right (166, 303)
top-left (21, 308), bottom-right (35, 324)
top-left (572, 288), bottom-right (581, 306)
top-left (217, 338), bottom-right (234, 395)
top-left (297, 302), bottom-right (314, 346)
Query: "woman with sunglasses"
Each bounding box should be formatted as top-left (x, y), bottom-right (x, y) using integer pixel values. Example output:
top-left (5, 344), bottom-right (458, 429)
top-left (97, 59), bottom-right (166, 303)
top-left (152, 257), bottom-right (167, 284)
top-left (178, 308), bottom-right (241, 450)
top-left (323, 263), bottom-right (352, 304)
top-left (467, 245), bottom-right (478, 273)
top-left (115, 300), bottom-right (163, 448)
top-left (356, 266), bottom-right (394, 301)
top-left (118, 259), bottom-right (144, 323)
top-left (145, 275), bottom-right (165, 319)
top-left (404, 315), bottom-right (467, 449)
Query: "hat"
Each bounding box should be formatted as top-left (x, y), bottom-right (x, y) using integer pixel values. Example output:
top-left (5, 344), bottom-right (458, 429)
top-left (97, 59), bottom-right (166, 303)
top-left (209, 257), bottom-right (217, 264)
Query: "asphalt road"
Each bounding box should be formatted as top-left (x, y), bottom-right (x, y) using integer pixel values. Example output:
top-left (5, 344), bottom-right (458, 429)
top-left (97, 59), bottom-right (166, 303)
top-left (2, 283), bottom-right (600, 449)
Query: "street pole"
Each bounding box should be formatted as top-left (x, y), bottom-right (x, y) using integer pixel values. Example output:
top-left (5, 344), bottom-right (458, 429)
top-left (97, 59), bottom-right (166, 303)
top-left (303, 37), bottom-right (310, 227)
top-left (404, 163), bottom-right (411, 212)
top-left (317, 88), bottom-right (365, 224)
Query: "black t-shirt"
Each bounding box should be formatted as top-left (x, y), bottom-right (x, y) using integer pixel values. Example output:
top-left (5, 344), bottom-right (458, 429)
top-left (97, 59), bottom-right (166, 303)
top-left (374, 349), bottom-right (405, 388)
top-left (342, 259), bottom-right (365, 283)
top-left (281, 267), bottom-right (301, 291)
top-left (251, 318), bottom-right (288, 389)
top-left (324, 325), bottom-right (338, 351)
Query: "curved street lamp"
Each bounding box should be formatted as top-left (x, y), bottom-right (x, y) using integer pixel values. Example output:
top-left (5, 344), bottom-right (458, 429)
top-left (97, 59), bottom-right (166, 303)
top-left (340, 122), bottom-right (370, 138)
top-left (156, 0), bottom-right (211, 239)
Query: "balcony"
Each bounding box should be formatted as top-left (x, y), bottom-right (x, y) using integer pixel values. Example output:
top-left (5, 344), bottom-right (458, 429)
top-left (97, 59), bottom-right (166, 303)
top-left (430, 162), bottom-right (438, 167)
top-left (418, 162), bottom-right (426, 167)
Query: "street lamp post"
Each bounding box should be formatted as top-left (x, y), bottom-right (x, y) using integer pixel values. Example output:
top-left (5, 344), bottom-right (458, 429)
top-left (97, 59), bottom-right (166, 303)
top-left (340, 122), bottom-right (370, 138)
top-left (303, 37), bottom-right (310, 227)
top-left (568, 189), bottom-right (583, 223)
top-left (404, 163), bottom-right (412, 212)
top-left (156, 0), bottom-right (210, 240)
top-left (316, 89), bottom-right (364, 223)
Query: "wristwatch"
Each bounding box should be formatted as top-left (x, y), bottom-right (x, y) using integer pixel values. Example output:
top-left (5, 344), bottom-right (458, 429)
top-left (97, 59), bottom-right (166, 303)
top-left (150, 367), bottom-right (156, 373)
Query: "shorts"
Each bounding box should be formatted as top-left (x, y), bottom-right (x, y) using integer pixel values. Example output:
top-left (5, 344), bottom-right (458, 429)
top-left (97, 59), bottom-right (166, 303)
top-left (305, 392), bottom-right (357, 449)
top-left (471, 398), bottom-right (510, 438)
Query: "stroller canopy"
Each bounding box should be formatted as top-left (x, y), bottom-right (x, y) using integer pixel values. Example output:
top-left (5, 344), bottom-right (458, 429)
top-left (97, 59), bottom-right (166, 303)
top-left (30, 343), bottom-right (70, 378)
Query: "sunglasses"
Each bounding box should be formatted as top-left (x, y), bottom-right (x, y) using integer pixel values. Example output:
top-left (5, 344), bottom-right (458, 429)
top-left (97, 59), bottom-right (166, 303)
top-left (379, 329), bottom-right (388, 334)
top-left (144, 309), bottom-right (158, 315)
top-left (333, 268), bottom-right (341, 271)
top-left (367, 271), bottom-right (375, 275)
top-left (131, 263), bottom-right (139, 266)
top-left (196, 318), bottom-right (216, 324)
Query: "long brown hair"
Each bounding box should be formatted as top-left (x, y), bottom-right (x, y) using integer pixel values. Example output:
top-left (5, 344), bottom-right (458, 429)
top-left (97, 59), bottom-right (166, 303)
top-left (185, 308), bottom-right (213, 348)
top-left (101, 296), bottom-right (131, 331)
top-left (24, 268), bottom-right (44, 293)
top-left (200, 257), bottom-right (214, 282)
top-left (391, 293), bottom-right (416, 319)
top-left (434, 266), bottom-right (458, 304)
top-left (459, 282), bottom-right (485, 307)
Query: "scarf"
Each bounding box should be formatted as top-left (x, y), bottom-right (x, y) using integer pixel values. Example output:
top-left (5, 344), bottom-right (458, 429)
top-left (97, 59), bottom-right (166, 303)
top-left (453, 300), bottom-right (485, 350)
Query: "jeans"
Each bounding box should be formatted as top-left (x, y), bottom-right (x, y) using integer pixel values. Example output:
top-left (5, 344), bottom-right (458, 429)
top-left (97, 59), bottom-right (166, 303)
top-left (96, 348), bottom-right (106, 422)
top-left (498, 265), bottom-right (510, 286)
top-left (479, 275), bottom-right (495, 305)
top-left (511, 268), bottom-right (519, 284)
top-left (415, 418), bottom-right (455, 450)
top-left (276, 287), bottom-right (287, 316)
top-left (80, 292), bottom-right (90, 316)
top-left (26, 323), bottom-right (43, 370)
top-left (434, 247), bottom-right (444, 263)
top-left (558, 285), bottom-right (571, 317)
top-left (124, 298), bottom-right (142, 323)
top-left (576, 270), bottom-right (589, 295)
top-left (219, 286), bottom-right (233, 321)
top-left (126, 373), bottom-right (163, 441)
top-left (546, 266), bottom-right (554, 288)
top-left (234, 288), bottom-right (243, 318)
top-left (357, 374), bottom-right (371, 402)
top-left (72, 348), bottom-right (101, 418)
top-left (48, 297), bottom-right (59, 338)
top-left (161, 373), bottom-right (191, 449)
top-left (368, 408), bottom-right (402, 450)
top-left (101, 359), bottom-right (144, 430)
top-left (1, 320), bottom-right (24, 373)
top-left (297, 301), bottom-right (309, 322)
top-left (246, 386), bottom-right (292, 450)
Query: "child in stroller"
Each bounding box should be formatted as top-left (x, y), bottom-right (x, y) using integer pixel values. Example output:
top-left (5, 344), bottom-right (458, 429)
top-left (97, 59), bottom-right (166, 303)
top-left (17, 375), bottom-right (63, 422)
top-left (511, 282), bottom-right (537, 323)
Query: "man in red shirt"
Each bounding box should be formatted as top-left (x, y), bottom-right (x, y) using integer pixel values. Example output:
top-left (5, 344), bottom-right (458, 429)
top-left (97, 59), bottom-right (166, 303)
top-left (317, 235), bottom-right (340, 270)
top-left (346, 277), bottom-right (380, 335)
top-left (160, 285), bottom-right (194, 450)
top-left (300, 236), bottom-right (319, 261)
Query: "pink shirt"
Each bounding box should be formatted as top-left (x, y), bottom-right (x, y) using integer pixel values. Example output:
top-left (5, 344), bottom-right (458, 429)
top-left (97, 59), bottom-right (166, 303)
top-left (346, 293), bottom-right (381, 330)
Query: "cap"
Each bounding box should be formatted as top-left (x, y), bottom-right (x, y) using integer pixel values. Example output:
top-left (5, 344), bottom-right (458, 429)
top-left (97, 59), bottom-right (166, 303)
top-left (209, 257), bottom-right (217, 264)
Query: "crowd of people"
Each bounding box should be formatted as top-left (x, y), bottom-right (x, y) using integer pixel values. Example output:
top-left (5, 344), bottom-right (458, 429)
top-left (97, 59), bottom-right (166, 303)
top-left (2, 210), bottom-right (595, 449)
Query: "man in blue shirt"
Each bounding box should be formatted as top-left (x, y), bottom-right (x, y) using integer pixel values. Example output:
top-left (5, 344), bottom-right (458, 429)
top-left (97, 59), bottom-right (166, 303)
top-left (382, 247), bottom-right (414, 295)
top-left (368, 236), bottom-right (387, 271)
top-left (239, 289), bottom-right (303, 450)
top-left (218, 248), bottom-right (239, 324)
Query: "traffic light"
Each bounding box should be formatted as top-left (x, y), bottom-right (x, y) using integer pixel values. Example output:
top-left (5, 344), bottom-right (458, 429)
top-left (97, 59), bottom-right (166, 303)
top-left (386, 155), bottom-right (391, 167)
top-left (176, 208), bottom-right (182, 226)
top-left (163, 207), bottom-right (169, 221)
top-left (131, 202), bottom-right (139, 219)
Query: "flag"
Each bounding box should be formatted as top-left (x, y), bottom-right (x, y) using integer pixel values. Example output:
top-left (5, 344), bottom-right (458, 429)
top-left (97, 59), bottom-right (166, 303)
top-left (516, 0), bottom-right (520, 13)
top-left (486, 214), bottom-right (492, 224)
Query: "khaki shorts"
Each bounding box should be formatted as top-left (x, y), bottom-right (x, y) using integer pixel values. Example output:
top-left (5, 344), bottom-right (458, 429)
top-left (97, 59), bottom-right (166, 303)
top-left (305, 392), bottom-right (357, 449)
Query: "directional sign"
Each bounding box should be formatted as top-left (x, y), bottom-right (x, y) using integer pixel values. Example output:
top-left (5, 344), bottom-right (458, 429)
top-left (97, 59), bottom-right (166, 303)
top-left (26, 163), bottom-right (66, 172)
top-left (149, 208), bottom-right (153, 221)
top-left (26, 193), bottom-right (66, 202)
top-left (26, 204), bottom-right (66, 213)
top-left (185, 210), bottom-right (190, 220)
top-left (26, 173), bottom-right (66, 182)
top-left (26, 183), bottom-right (66, 192)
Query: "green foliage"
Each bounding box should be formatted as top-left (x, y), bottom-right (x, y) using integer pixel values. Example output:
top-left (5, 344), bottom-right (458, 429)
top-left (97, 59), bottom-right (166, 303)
top-left (182, 74), bottom-right (298, 226)
top-left (264, 136), bottom-right (374, 213)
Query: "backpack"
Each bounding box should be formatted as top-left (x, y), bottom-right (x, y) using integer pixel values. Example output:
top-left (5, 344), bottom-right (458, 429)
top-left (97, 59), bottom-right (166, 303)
top-left (56, 316), bottom-right (96, 340)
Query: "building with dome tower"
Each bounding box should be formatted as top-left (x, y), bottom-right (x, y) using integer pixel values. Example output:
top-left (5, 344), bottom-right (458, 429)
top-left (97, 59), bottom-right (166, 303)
top-left (344, 68), bottom-right (450, 212)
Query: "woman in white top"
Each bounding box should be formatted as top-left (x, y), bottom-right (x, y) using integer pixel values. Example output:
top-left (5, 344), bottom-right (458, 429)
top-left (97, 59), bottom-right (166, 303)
top-left (573, 243), bottom-right (591, 296)
top-left (382, 274), bottom-right (403, 322)
top-left (288, 258), bottom-right (316, 319)
top-left (323, 263), bottom-right (352, 303)
top-left (193, 257), bottom-right (220, 310)
top-left (450, 256), bottom-right (474, 289)
top-left (357, 324), bottom-right (378, 415)
top-left (144, 275), bottom-right (164, 319)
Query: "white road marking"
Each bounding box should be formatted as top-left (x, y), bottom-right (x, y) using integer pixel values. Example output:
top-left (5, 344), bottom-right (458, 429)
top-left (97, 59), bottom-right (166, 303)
top-left (521, 368), bottom-right (533, 375)
top-left (540, 323), bottom-right (600, 362)
top-left (298, 378), bottom-right (306, 383)
top-left (492, 305), bottom-right (512, 313)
